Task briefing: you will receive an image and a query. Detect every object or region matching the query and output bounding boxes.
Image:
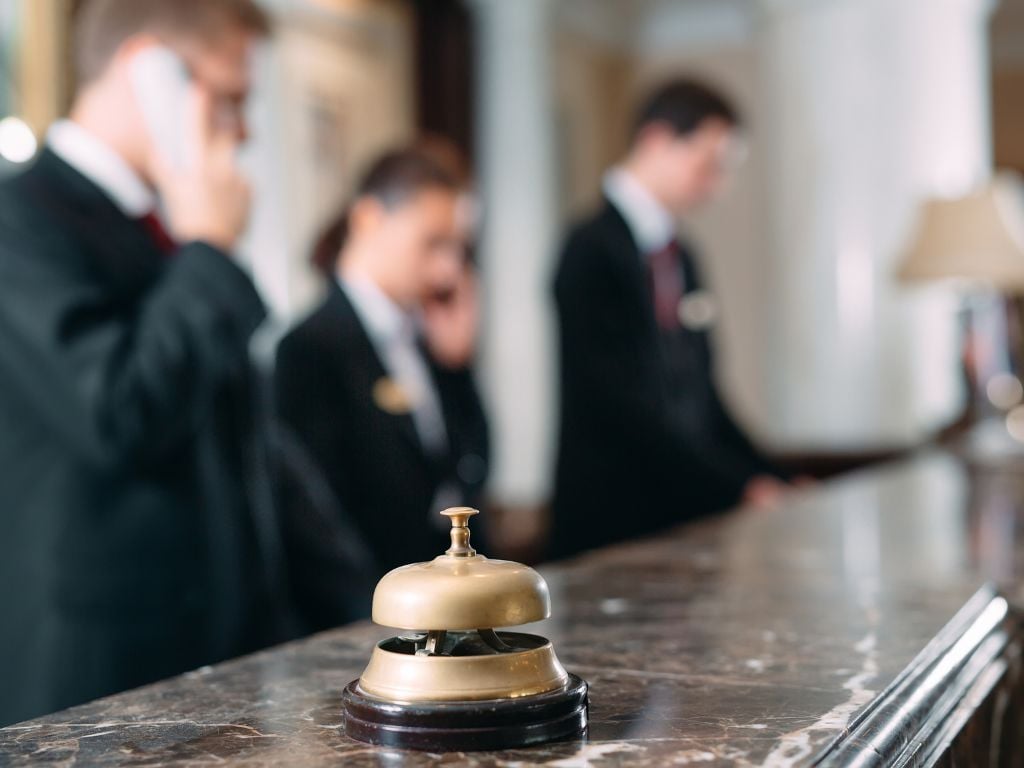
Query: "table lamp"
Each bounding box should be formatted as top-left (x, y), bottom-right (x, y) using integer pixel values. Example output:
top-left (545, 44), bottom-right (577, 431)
top-left (898, 172), bottom-right (1024, 458)
top-left (899, 172), bottom-right (1024, 288)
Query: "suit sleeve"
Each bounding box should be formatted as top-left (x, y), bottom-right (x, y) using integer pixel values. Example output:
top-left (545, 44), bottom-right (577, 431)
top-left (274, 325), bottom-right (381, 629)
top-left (705, 384), bottom-right (789, 481)
top-left (682, 253), bottom-right (787, 483)
top-left (434, 364), bottom-right (491, 505)
top-left (274, 326), bottom-right (344, 484)
top-left (554, 232), bottom-right (746, 503)
top-left (0, 240), bottom-right (266, 469)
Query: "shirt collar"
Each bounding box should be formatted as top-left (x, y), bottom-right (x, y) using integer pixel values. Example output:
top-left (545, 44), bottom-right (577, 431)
top-left (602, 166), bottom-right (677, 256)
top-left (340, 274), bottom-right (416, 347)
top-left (47, 120), bottom-right (158, 218)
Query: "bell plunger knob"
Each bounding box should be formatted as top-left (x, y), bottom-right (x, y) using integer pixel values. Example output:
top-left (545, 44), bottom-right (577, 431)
top-left (441, 507), bottom-right (478, 558)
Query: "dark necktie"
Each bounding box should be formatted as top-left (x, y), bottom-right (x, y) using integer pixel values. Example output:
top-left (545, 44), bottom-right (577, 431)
top-left (138, 211), bottom-right (177, 256)
top-left (648, 239), bottom-right (684, 331)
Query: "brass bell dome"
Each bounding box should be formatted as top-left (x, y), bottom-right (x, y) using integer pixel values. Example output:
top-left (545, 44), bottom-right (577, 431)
top-left (371, 507), bottom-right (550, 630)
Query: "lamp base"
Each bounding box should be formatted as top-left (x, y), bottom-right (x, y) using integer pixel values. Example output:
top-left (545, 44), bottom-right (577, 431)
top-left (342, 674), bottom-right (589, 752)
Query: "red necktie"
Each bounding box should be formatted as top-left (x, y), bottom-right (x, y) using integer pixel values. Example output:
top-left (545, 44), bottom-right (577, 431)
top-left (139, 212), bottom-right (177, 256)
top-left (648, 240), bottom-right (684, 331)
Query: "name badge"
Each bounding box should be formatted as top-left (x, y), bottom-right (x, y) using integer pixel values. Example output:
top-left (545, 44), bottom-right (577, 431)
top-left (373, 377), bottom-right (413, 415)
top-left (677, 290), bottom-right (718, 331)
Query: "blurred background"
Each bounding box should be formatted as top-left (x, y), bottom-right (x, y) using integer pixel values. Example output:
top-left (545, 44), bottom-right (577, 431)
top-left (0, 0), bottom-right (1022, 550)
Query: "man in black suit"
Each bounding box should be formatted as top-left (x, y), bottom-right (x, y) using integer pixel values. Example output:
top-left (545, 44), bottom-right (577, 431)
top-left (277, 149), bottom-right (489, 589)
top-left (550, 80), bottom-right (793, 559)
top-left (0, 0), bottom-right (275, 726)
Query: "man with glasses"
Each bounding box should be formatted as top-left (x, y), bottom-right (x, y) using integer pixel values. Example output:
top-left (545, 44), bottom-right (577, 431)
top-left (0, 0), bottom-right (275, 724)
top-left (550, 79), bottom-right (793, 560)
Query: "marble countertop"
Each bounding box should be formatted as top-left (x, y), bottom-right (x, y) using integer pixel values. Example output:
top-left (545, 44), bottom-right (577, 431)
top-left (3, 450), bottom-right (1023, 766)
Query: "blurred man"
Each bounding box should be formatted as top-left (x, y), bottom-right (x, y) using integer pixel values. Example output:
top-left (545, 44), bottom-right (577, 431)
top-left (0, 0), bottom-right (273, 725)
top-left (550, 79), bottom-right (792, 560)
top-left (276, 149), bottom-right (489, 586)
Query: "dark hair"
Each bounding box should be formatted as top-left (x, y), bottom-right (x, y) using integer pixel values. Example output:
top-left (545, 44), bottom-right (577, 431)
top-left (73, 0), bottom-right (272, 85)
top-left (632, 79), bottom-right (740, 142)
top-left (311, 216), bottom-right (349, 277)
top-left (355, 147), bottom-right (461, 211)
top-left (310, 147), bottom-right (461, 275)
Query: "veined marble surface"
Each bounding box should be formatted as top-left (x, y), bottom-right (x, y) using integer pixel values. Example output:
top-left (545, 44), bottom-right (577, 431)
top-left (2, 451), bottom-right (1023, 766)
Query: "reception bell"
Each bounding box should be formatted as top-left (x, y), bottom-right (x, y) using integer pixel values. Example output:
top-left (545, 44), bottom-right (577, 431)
top-left (342, 507), bottom-right (589, 751)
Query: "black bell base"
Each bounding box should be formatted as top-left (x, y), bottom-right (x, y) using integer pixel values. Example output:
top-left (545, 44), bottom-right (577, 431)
top-left (342, 674), bottom-right (589, 752)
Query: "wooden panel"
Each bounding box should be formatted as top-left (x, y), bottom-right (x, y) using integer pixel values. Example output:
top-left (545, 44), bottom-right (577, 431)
top-left (413, 0), bottom-right (475, 164)
top-left (993, 69), bottom-right (1024, 173)
top-left (17, 0), bottom-right (71, 135)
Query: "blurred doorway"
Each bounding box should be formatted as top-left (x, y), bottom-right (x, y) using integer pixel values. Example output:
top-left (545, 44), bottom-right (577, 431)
top-left (412, 0), bottom-right (475, 167)
top-left (991, 0), bottom-right (1024, 174)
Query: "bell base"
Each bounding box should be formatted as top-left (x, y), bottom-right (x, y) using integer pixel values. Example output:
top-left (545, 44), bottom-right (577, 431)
top-left (342, 674), bottom-right (589, 752)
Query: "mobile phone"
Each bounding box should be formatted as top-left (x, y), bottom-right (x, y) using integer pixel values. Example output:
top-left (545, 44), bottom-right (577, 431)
top-left (129, 46), bottom-right (190, 170)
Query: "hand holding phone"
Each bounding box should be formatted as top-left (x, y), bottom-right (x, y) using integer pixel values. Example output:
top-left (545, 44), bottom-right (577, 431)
top-left (130, 46), bottom-right (191, 171)
top-left (131, 45), bottom-right (252, 253)
top-left (422, 267), bottom-right (480, 370)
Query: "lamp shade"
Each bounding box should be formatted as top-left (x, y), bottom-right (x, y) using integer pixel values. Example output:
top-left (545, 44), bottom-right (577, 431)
top-left (898, 172), bottom-right (1024, 292)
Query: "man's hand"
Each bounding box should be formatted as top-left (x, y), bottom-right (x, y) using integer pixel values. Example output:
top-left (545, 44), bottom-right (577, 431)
top-left (742, 474), bottom-right (789, 509)
top-left (152, 86), bottom-right (251, 253)
top-left (422, 267), bottom-right (480, 370)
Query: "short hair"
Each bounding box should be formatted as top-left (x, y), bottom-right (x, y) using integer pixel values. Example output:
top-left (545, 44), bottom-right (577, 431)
top-left (310, 147), bottom-right (460, 274)
top-left (356, 147), bottom-right (461, 210)
top-left (311, 215), bottom-right (348, 277)
top-left (414, 135), bottom-right (473, 189)
top-left (73, 0), bottom-right (272, 85)
top-left (631, 79), bottom-right (740, 142)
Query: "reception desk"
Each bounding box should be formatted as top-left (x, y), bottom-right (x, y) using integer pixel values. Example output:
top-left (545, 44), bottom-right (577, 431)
top-left (2, 451), bottom-right (1023, 766)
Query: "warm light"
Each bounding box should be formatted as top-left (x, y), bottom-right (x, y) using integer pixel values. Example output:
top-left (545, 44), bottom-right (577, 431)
top-left (1005, 405), bottom-right (1024, 442)
top-left (986, 373), bottom-right (1024, 410)
top-left (0, 117), bottom-right (38, 164)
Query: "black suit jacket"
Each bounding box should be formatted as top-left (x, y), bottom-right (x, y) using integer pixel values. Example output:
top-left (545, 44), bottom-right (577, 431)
top-left (275, 281), bottom-right (490, 593)
top-left (550, 200), bottom-right (782, 559)
top-left (0, 149), bottom-right (269, 726)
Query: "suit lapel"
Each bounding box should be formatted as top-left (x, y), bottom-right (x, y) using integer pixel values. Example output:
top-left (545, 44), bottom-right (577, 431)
top-left (600, 199), bottom-right (662, 334)
top-left (326, 283), bottom-right (426, 456)
top-left (25, 149), bottom-right (165, 301)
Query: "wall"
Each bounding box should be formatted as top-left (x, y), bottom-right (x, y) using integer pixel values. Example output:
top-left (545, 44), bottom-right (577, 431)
top-left (0, 1), bottom-right (16, 117)
top-left (244, 0), bottom-right (415, 319)
top-left (553, 29), bottom-right (631, 220)
top-left (0, 0), bottom-right (18, 179)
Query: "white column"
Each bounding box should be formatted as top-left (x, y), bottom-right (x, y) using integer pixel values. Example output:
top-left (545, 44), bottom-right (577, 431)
top-left (754, 0), bottom-right (994, 449)
top-left (470, 0), bottom-right (559, 505)
top-left (243, 0), bottom-right (417, 320)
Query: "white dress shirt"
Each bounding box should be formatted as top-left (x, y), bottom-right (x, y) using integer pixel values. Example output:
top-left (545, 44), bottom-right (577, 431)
top-left (47, 120), bottom-right (157, 218)
top-left (602, 166), bottom-right (676, 256)
top-left (341, 275), bottom-right (449, 456)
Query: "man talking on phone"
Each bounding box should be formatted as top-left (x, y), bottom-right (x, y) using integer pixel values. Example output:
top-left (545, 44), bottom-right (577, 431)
top-left (0, 0), bottom-right (274, 725)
